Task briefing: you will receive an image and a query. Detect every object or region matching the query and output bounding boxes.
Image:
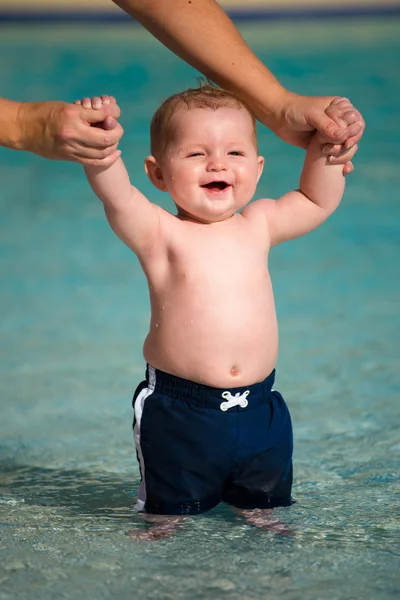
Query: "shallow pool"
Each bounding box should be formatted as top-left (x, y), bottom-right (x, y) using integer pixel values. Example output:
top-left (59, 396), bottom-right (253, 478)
top-left (0, 18), bottom-right (399, 600)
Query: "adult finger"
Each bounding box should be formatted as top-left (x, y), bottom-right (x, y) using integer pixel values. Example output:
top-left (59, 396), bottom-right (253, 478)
top-left (102, 116), bottom-right (118, 130)
top-left (325, 99), bottom-right (354, 127)
top-left (331, 100), bottom-right (363, 122)
top-left (328, 97), bottom-right (351, 107)
top-left (76, 121), bottom-right (124, 150)
top-left (324, 122), bottom-right (363, 152)
top-left (308, 106), bottom-right (349, 144)
top-left (343, 121), bottom-right (365, 148)
top-left (323, 143), bottom-right (344, 156)
top-left (91, 116), bottom-right (118, 130)
top-left (328, 144), bottom-right (358, 164)
top-left (323, 120), bottom-right (364, 155)
top-left (80, 149), bottom-right (122, 168)
top-left (326, 102), bottom-right (365, 142)
top-left (343, 161), bottom-right (354, 175)
top-left (71, 142), bottom-right (121, 161)
top-left (341, 120), bottom-right (363, 140)
top-left (75, 126), bottom-right (124, 152)
top-left (65, 142), bottom-right (121, 164)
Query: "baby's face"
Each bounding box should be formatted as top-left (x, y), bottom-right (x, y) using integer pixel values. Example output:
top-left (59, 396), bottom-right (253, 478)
top-left (157, 107), bottom-right (264, 223)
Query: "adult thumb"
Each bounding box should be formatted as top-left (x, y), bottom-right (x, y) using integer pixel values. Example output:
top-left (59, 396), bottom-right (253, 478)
top-left (308, 108), bottom-right (346, 144)
top-left (102, 116), bottom-right (118, 130)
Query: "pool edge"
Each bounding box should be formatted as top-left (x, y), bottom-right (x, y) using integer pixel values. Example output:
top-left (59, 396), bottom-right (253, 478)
top-left (1, 5), bottom-right (400, 23)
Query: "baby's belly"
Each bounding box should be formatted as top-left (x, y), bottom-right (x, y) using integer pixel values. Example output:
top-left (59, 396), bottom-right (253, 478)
top-left (143, 288), bottom-right (278, 387)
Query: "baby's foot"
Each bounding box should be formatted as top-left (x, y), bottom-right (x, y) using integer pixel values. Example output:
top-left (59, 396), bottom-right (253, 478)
top-left (233, 507), bottom-right (294, 537)
top-left (128, 514), bottom-right (186, 541)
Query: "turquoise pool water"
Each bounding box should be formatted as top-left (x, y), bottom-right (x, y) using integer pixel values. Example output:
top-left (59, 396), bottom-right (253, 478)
top-left (0, 18), bottom-right (399, 600)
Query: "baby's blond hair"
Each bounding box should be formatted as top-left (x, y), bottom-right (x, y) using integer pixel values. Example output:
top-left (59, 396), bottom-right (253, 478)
top-left (150, 80), bottom-right (258, 159)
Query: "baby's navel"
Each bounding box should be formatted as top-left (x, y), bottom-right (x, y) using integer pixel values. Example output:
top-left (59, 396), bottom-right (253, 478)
top-left (230, 365), bottom-right (240, 377)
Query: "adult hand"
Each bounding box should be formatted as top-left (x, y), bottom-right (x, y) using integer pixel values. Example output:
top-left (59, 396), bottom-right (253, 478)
top-left (16, 97), bottom-right (123, 166)
top-left (270, 92), bottom-right (365, 174)
top-left (322, 97), bottom-right (361, 174)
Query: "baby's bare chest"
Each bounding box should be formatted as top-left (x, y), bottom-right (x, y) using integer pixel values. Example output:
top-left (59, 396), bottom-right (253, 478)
top-left (166, 227), bottom-right (269, 288)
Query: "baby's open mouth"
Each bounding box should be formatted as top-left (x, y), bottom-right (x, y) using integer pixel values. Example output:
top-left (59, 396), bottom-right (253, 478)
top-left (202, 181), bottom-right (230, 191)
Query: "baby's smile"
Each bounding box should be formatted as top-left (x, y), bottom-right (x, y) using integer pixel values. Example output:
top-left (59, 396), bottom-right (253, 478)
top-left (201, 181), bottom-right (232, 193)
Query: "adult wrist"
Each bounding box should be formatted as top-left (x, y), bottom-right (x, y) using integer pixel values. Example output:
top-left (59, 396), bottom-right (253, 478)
top-left (14, 101), bottom-right (30, 151)
top-left (261, 88), bottom-right (298, 130)
top-left (0, 98), bottom-right (25, 151)
top-left (242, 80), bottom-right (289, 128)
top-left (16, 102), bottom-right (48, 156)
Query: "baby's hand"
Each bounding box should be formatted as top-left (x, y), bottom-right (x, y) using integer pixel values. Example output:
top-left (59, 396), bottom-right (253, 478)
top-left (74, 95), bottom-right (119, 130)
top-left (74, 95), bottom-right (123, 167)
top-left (322, 97), bottom-right (362, 174)
top-left (75, 94), bottom-right (116, 109)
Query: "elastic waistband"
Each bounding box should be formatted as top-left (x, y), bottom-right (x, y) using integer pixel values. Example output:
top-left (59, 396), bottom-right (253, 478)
top-left (145, 364), bottom-right (276, 410)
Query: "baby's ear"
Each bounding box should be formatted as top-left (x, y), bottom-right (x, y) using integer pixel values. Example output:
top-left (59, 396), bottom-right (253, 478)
top-left (257, 155), bottom-right (265, 182)
top-left (144, 156), bottom-right (167, 191)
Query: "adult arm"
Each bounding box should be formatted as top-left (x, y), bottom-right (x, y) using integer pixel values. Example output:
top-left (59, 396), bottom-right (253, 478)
top-left (113, 0), bottom-right (365, 162)
top-left (0, 97), bottom-right (123, 166)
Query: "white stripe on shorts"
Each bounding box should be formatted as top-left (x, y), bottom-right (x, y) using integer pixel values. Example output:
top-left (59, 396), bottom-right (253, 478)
top-left (133, 366), bottom-right (156, 512)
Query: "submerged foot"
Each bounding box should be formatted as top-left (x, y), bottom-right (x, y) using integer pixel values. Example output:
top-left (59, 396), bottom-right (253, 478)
top-left (128, 524), bottom-right (176, 540)
top-left (128, 514), bottom-right (186, 541)
top-left (233, 508), bottom-right (294, 537)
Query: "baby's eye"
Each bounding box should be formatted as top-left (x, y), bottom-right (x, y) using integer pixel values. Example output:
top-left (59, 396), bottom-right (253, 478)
top-left (228, 151), bottom-right (244, 156)
top-left (187, 152), bottom-right (204, 158)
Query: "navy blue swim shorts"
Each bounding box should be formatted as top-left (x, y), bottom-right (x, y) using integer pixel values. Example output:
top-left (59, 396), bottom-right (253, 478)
top-left (132, 365), bottom-right (293, 515)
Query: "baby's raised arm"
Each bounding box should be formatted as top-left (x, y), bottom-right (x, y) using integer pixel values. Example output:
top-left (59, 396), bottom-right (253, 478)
top-left (246, 98), bottom-right (358, 246)
top-left (80, 96), bottom-right (161, 256)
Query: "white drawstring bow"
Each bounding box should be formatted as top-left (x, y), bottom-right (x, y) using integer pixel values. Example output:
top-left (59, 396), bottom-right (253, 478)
top-left (220, 390), bottom-right (250, 411)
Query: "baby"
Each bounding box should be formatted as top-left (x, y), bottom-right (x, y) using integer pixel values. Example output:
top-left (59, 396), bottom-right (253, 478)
top-left (79, 83), bottom-right (353, 517)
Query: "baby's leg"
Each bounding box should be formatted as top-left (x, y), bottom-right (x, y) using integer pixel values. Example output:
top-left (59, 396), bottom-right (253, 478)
top-left (223, 387), bottom-right (294, 535)
top-left (128, 513), bottom-right (187, 541)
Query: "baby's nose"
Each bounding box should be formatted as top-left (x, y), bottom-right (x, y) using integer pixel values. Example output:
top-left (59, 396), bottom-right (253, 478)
top-left (206, 157), bottom-right (227, 171)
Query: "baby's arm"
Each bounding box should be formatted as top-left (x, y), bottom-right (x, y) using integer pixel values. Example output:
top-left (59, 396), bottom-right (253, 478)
top-left (80, 96), bottom-right (161, 256)
top-left (248, 130), bottom-right (355, 247)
